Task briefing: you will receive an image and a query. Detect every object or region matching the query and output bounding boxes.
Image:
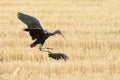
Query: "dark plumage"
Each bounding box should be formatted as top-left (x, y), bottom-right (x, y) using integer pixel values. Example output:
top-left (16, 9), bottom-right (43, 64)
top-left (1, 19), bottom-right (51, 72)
top-left (17, 12), bottom-right (65, 50)
top-left (48, 51), bottom-right (69, 61)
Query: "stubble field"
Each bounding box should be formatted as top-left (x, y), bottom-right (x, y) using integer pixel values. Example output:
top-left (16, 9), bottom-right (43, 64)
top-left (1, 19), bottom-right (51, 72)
top-left (0, 0), bottom-right (120, 80)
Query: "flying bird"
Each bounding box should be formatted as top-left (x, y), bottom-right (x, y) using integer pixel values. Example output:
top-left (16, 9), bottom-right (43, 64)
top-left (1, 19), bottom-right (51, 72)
top-left (17, 12), bottom-right (65, 51)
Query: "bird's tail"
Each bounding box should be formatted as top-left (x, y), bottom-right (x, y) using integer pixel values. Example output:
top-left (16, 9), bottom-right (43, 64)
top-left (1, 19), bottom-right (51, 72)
top-left (23, 28), bottom-right (29, 31)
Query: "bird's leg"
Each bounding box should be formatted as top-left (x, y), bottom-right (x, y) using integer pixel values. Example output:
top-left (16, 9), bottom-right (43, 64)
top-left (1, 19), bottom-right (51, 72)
top-left (42, 48), bottom-right (53, 50)
top-left (39, 44), bottom-right (53, 51)
top-left (30, 40), bottom-right (39, 48)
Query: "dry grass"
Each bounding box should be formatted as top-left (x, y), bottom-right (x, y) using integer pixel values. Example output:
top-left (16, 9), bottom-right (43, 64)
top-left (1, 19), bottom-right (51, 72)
top-left (0, 0), bottom-right (120, 80)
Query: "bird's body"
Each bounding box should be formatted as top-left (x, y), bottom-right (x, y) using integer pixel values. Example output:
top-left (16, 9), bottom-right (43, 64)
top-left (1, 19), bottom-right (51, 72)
top-left (24, 28), bottom-right (50, 48)
top-left (17, 12), bottom-right (65, 50)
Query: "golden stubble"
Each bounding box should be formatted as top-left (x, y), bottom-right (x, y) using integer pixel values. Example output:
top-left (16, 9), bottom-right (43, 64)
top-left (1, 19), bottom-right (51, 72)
top-left (0, 0), bottom-right (120, 80)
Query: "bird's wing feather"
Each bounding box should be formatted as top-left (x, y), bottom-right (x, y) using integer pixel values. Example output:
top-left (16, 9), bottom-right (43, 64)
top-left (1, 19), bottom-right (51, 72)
top-left (17, 12), bottom-right (43, 29)
top-left (24, 28), bottom-right (44, 40)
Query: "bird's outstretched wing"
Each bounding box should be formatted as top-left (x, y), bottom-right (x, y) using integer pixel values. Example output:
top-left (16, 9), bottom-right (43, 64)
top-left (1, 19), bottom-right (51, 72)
top-left (17, 12), bottom-right (45, 40)
top-left (17, 12), bottom-right (43, 29)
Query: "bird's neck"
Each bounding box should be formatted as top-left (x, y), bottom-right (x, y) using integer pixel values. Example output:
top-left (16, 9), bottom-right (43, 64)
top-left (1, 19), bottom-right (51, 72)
top-left (49, 31), bottom-right (56, 36)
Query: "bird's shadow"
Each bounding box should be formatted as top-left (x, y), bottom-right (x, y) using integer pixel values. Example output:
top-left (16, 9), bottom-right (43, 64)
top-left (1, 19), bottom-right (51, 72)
top-left (41, 49), bottom-right (69, 61)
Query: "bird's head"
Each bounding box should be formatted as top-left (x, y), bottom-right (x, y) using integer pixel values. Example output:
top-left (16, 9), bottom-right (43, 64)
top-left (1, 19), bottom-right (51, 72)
top-left (54, 30), bottom-right (66, 40)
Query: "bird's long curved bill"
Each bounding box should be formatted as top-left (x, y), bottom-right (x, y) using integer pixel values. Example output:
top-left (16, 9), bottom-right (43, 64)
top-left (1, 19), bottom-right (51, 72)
top-left (60, 33), bottom-right (66, 40)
